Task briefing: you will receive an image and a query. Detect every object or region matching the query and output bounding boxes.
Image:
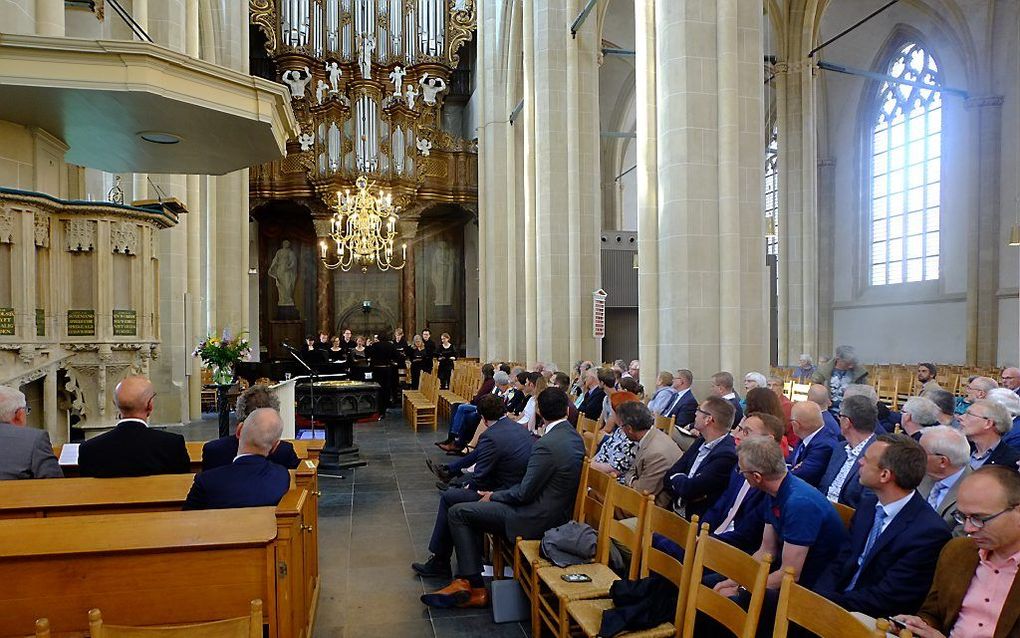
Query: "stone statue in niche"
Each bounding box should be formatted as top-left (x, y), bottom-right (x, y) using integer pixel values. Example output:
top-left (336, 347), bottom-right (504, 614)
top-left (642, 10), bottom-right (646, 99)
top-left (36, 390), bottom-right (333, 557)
top-left (316, 79), bottom-right (329, 104)
top-left (282, 67), bottom-right (312, 99)
top-left (430, 239), bottom-right (456, 306)
top-left (416, 138), bottom-right (432, 157)
top-left (389, 66), bottom-right (406, 96)
top-left (267, 240), bottom-right (298, 308)
top-left (419, 73), bottom-right (447, 105)
top-left (298, 132), bottom-right (314, 151)
top-left (405, 84), bottom-right (419, 110)
top-left (358, 34), bottom-right (376, 79)
top-left (325, 61), bottom-right (342, 92)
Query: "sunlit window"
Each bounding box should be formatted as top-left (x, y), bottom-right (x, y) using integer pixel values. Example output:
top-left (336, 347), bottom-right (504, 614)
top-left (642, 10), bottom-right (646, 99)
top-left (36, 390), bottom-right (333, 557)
top-left (870, 42), bottom-right (942, 286)
top-left (765, 126), bottom-right (778, 257)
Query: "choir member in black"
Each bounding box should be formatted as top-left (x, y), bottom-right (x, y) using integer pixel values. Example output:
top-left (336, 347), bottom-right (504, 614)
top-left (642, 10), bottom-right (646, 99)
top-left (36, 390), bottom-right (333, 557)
top-left (315, 331), bottom-right (331, 351)
top-left (327, 336), bottom-right (347, 362)
top-left (338, 328), bottom-right (354, 354)
top-left (393, 327), bottom-right (409, 363)
top-left (421, 328), bottom-right (436, 358)
top-left (368, 330), bottom-right (401, 405)
top-left (436, 333), bottom-right (456, 390)
top-left (409, 335), bottom-right (432, 389)
top-left (302, 335), bottom-right (326, 364)
top-left (348, 335), bottom-right (369, 366)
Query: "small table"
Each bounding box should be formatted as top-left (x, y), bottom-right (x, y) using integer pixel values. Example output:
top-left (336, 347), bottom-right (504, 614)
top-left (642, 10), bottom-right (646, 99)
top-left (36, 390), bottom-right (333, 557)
top-left (204, 383), bottom-right (236, 438)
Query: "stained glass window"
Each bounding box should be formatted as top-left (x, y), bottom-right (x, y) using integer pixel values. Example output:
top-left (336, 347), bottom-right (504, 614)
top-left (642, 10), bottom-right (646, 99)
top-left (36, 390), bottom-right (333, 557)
top-left (870, 42), bottom-right (942, 286)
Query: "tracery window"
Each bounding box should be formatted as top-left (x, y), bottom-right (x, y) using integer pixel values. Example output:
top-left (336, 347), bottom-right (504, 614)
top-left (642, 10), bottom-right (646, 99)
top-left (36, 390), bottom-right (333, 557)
top-left (869, 41), bottom-right (942, 286)
top-left (764, 126), bottom-right (778, 257)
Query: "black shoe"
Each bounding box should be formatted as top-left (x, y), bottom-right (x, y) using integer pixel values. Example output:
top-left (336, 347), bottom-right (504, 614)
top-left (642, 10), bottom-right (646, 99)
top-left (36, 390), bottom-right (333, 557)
top-left (412, 555), bottom-right (453, 578)
top-left (435, 480), bottom-right (449, 491)
top-left (426, 458), bottom-right (453, 482)
top-left (434, 438), bottom-right (454, 448)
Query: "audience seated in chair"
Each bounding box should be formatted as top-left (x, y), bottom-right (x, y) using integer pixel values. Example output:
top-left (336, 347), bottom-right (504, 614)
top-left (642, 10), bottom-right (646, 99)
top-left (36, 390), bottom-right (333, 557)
top-left (787, 401), bottom-right (839, 487)
top-left (576, 369), bottom-right (607, 422)
top-left (589, 391), bottom-right (640, 479)
top-left (709, 371), bottom-right (744, 425)
top-left (900, 396), bottom-right (943, 442)
top-left (960, 399), bottom-right (1020, 470)
top-left (663, 395), bottom-right (738, 520)
top-left (420, 388), bottom-right (584, 609)
top-left (807, 383), bottom-right (843, 440)
top-left (414, 394), bottom-right (534, 579)
top-left (988, 387), bottom-right (1020, 449)
top-left (810, 345), bottom-right (869, 414)
top-left (615, 400), bottom-right (682, 508)
top-left (0, 385), bottom-right (62, 480)
top-left (183, 407), bottom-right (291, 511)
top-left (892, 466), bottom-right (1020, 638)
top-left (819, 395), bottom-right (879, 509)
top-left (436, 364), bottom-right (496, 453)
top-left (78, 375), bottom-right (190, 478)
top-left (550, 371), bottom-right (580, 428)
top-left (918, 425), bottom-right (974, 536)
top-left (201, 384), bottom-right (300, 471)
top-left (813, 434), bottom-right (951, 619)
top-left (647, 371), bottom-right (678, 416)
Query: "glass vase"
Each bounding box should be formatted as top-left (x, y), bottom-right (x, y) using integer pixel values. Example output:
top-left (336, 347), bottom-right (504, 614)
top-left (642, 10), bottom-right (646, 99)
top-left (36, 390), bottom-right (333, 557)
top-left (211, 364), bottom-right (234, 385)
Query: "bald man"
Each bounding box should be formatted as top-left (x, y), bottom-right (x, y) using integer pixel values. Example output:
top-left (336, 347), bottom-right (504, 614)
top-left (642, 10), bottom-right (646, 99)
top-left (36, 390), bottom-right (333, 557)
top-left (78, 376), bottom-right (190, 478)
top-left (787, 401), bottom-right (839, 487)
top-left (184, 408), bottom-right (291, 510)
top-left (807, 383), bottom-right (842, 440)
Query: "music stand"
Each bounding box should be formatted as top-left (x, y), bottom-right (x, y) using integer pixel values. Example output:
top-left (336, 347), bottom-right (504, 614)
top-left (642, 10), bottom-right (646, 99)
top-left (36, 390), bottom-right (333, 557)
top-left (287, 349), bottom-right (321, 442)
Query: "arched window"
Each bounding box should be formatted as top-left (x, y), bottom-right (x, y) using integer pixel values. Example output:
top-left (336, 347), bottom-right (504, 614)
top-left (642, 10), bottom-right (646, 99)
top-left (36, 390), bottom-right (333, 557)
top-left (764, 125), bottom-right (778, 256)
top-left (870, 41), bottom-right (942, 286)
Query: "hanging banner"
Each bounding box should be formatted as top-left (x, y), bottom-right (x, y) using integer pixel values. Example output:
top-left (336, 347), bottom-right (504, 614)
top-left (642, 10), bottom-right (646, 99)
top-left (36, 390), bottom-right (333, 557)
top-left (592, 289), bottom-right (607, 339)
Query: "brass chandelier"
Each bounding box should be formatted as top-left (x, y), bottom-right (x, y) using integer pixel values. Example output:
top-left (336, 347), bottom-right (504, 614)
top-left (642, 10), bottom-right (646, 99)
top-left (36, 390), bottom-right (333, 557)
top-left (320, 175), bottom-right (406, 272)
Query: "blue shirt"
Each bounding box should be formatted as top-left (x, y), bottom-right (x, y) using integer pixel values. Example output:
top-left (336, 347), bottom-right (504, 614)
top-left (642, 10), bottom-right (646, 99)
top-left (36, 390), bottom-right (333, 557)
top-left (766, 473), bottom-right (849, 588)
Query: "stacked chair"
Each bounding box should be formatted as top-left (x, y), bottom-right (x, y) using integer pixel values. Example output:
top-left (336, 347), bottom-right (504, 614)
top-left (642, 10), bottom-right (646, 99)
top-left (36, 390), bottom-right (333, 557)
top-left (402, 370), bottom-right (439, 432)
top-left (437, 362), bottom-right (482, 421)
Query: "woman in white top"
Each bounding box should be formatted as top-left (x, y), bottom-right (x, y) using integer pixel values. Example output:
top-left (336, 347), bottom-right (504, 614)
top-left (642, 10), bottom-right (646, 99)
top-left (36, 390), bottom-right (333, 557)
top-left (513, 372), bottom-right (547, 434)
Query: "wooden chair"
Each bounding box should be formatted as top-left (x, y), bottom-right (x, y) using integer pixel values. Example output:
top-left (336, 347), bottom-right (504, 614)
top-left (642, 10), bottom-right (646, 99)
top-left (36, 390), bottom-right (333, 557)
top-left (535, 481), bottom-right (653, 638)
top-left (772, 567), bottom-right (893, 638)
top-left (833, 502), bottom-right (855, 530)
top-left (403, 372), bottom-right (438, 432)
top-left (88, 599), bottom-right (262, 638)
top-left (576, 415), bottom-right (602, 458)
top-left (790, 383), bottom-right (811, 403)
top-left (21, 619), bottom-right (49, 638)
top-left (680, 527), bottom-right (772, 638)
top-left (654, 414), bottom-right (675, 434)
top-left (566, 507), bottom-right (700, 638)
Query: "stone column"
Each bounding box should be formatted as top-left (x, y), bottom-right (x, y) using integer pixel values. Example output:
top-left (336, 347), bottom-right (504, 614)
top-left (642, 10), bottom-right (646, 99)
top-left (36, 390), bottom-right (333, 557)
top-left (521, 0), bottom-right (538, 366)
top-left (639, 0), bottom-right (767, 387)
top-left (186, 175), bottom-right (202, 419)
top-left (400, 219), bottom-right (418, 335)
top-left (35, 0), bottom-right (64, 36)
top-left (312, 218), bottom-right (334, 335)
top-left (213, 170), bottom-right (249, 334)
top-left (635, 0), bottom-right (659, 381)
top-left (44, 367), bottom-right (62, 444)
top-left (965, 96), bottom-right (1004, 366)
top-left (816, 158), bottom-right (836, 358)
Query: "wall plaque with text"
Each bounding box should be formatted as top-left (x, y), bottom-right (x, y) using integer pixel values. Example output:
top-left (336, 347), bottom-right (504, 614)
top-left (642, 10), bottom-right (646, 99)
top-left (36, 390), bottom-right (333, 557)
top-left (113, 309), bottom-right (137, 336)
top-left (0, 308), bottom-right (14, 336)
top-left (67, 309), bottom-right (96, 336)
top-left (36, 309), bottom-right (45, 337)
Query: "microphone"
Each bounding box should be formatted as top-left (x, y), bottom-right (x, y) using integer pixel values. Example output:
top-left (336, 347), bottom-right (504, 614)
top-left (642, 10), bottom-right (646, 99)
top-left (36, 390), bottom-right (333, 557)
top-left (281, 341), bottom-right (297, 352)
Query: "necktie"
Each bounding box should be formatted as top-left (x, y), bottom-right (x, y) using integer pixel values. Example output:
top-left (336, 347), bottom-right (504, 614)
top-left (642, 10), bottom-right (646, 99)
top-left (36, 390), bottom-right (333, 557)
top-left (665, 393), bottom-right (683, 417)
top-left (846, 505), bottom-right (888, 590)
top-left (716, 480), bottom-right (752, 533)
top-left (927, 482), bottom-right (947, 510)
top-left (791, 443), bottom-right (804, 466)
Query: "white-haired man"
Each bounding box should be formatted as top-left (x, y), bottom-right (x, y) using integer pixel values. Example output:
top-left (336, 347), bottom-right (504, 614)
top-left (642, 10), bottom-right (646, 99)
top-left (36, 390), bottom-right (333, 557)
top-left (988, 387), bottom-right (1020, 449)
top-left (1001, 367), bottom-right (1020, 395)
top-left (918, 425), bottom-right (973, 535)
top-left (960, 399), bottom-right (1020, 470)
top-left (184, 408), bottom-right (291, 510)
top-left (901, 396), bottom-right (943, 442)
top-left (811, 345), bottom-right (869, 413)
top-left (0, 385), bottom-right (62, 480)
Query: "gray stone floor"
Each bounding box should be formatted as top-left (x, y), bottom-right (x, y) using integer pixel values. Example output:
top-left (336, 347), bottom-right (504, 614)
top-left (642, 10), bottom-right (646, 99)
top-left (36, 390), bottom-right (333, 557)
top-left (186, 411), bottom-right (530, 638)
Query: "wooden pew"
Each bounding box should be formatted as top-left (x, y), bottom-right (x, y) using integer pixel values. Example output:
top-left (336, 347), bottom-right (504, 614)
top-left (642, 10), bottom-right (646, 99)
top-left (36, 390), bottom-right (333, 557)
top-left (0, 467), bottom-right (321, 638)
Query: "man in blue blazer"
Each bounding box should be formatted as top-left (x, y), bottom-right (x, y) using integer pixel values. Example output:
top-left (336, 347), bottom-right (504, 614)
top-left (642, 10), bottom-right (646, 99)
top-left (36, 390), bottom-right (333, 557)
top-left (202, 384), bottom-right (300, 471)
top-left (661, 369), bottom-right (698, 428)
top-left (413, 394), bottom-right (534, 579)
top-left (788, 401), bottom-right (839, 487)
top-left (576, 370), bottom-right (607, 422)
top-left (183, 408), bottom-right (291, 511)
top-left (663, 396), bottom-right (738, 520)
top-left (813, 434), bottom-right (951, 618)
top-left (818, 395), bottom-right (879, 508)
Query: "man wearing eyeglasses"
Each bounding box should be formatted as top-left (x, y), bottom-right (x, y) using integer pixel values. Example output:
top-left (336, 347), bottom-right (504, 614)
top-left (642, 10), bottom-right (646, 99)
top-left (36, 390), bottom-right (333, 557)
top-left (959, 399), bottom-right (1020, 471)
top-left (1001, 367), bottom-right (1020, 396)
top-left (918, 426), bottom-right (973, 535)
top-left (0, 385), bottom-right (62, 480)
top-left (893, 466), bottom-right (1020, 638)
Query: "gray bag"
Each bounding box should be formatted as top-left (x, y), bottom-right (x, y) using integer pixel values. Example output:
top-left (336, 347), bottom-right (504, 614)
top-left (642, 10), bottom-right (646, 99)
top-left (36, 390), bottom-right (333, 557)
top-left (539, 520), bottom-right (597, 567)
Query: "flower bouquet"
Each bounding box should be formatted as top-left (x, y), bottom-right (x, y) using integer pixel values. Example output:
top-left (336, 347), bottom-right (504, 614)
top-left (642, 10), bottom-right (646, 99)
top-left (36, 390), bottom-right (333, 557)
top-left (192, 328), bottom-right (251, 385)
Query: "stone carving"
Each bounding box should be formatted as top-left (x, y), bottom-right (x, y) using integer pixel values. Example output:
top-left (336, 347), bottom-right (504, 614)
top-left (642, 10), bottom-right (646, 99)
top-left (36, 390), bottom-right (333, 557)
top-left (358, 34), bottom-right (376, 79)
top-left (111, 221), bottom-right (139, 255)
top-left (452, 0), bottom-right (471, 12)
top-left (34, 213), bottom-right (50, 247)
top-left (325, 61), bottom-right (342, 92)
top-left (419, 73), bottom-right (447, 105)
top-left (65, 219), bottom-right (96, 252)
top-left (316, 79), bottom-right (329, 104)
top-left (298, 132), bottom-right (315, 151)
top-left (389, 66), bottom-right (406, 96)
top-left (405, 84), bottom-right (419, 110)
top-left (430, 239), bottom-right (456, 306)
top-left (64, 370), bottom-right (87, 419)
top-left (107, 175), bottom-right (125, 205)
top-left (267, 240), bottom-right (298, 307)
top-left (0, 208), bottom-right (12, 244)
top-left (416, 138), bottom-right (433, 157)
top-left (282, 67), bottom-right (312, 99)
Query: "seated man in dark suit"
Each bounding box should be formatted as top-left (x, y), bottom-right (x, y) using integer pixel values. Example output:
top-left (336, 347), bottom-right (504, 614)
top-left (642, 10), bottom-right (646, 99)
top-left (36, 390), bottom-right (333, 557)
top-left (78, 376), bottom-right (190, 478)
top-left (661, 368), bottom-right (698, 428)
top-left (787, 401), bottom-right (839, 487)
top-left (184, 408), bottom-right (291, 510)
top-left (818, 394), bottom-right (879, 508)
top-left (576, 369), bottom-right (606, 421)
top-left (202, 384), bottom-right (300, 471)
top-left (0, 386), bottom-right (63, 480)
top-left (961, 399), bottom-right (1020, 470)
top-left (893, 466), bottom-right (1020, 638)
top-left (709, 371), bottom-right (744, 425)
top-left (421, 388), bottom-right (585, 609)
top-left (412, 394), bottom-right (534, 578)
top-left (813, 434), bottom-right (951, 619)
top-left (663, 396), bottom-right (738, 520)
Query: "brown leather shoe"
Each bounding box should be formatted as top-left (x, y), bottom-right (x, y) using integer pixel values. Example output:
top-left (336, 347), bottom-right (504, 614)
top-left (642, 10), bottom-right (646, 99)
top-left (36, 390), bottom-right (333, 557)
top-left (420, 579), bottom-right (472, 608)
top-left (461, 587), bottom-right (490, 608)
top-left (437, 442), bottom-right (461, 453)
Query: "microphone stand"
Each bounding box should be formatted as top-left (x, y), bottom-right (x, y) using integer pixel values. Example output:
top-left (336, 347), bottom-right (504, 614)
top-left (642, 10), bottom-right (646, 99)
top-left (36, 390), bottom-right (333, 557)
top-left (287, 348), bottom-right (319, 441)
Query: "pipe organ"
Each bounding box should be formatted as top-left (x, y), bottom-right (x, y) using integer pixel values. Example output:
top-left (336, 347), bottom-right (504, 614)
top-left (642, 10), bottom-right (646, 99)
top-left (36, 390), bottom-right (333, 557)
top-left (250, 0), bottom-right (477, 211)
